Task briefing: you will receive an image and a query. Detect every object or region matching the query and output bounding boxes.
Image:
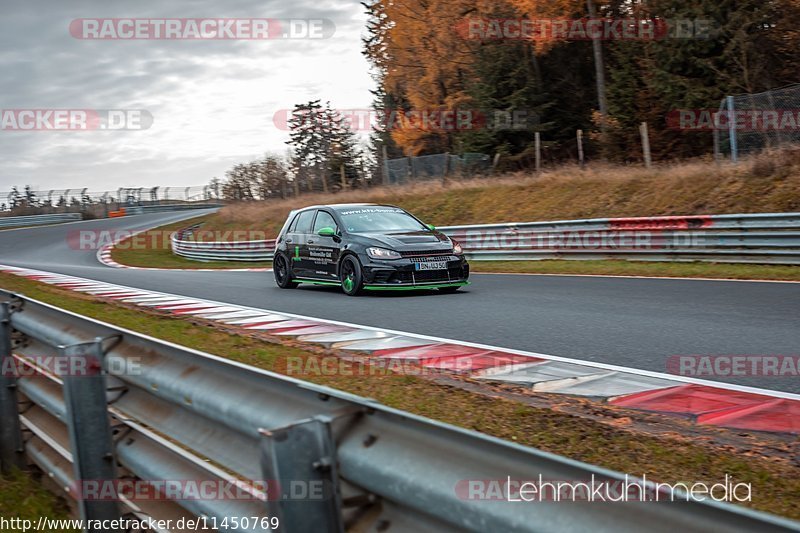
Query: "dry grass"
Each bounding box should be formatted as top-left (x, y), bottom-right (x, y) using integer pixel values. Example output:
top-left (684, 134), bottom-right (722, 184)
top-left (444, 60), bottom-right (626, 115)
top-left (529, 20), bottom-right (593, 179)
top-left (204, 149), bottom-right (800, 236)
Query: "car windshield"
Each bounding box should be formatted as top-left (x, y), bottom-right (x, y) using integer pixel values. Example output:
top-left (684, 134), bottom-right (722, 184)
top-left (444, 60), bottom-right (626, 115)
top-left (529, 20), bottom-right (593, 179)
top-left (339, 207), bottom-right (427, 232)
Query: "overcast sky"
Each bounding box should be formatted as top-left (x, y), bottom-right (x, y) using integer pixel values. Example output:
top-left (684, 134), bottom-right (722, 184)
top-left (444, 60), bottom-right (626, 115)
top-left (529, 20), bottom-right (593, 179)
top-left (0, 0), bottom-right (374, 194)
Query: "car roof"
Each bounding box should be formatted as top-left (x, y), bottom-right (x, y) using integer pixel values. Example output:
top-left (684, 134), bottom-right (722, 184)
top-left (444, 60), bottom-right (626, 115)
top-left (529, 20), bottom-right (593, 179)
top-left (295, 203), bottom-right (400, 212)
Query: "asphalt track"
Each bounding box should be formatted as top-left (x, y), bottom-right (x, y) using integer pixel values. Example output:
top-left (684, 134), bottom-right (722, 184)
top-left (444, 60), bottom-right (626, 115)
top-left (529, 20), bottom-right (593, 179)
top-left (0, 210), bottom-right (798, 393)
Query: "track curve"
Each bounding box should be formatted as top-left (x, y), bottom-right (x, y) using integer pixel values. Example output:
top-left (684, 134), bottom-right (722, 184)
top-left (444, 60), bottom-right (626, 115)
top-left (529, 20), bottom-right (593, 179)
top-left (1, 211), bottom-right (798, 393)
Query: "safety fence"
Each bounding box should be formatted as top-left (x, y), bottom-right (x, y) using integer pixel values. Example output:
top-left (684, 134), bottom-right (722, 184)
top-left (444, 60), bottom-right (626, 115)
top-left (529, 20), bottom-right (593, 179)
top-left (715, 83), bottom-right (800, 162)
top-left (385, 153), bottom-right (493, 185)
top-left (0, 185), bottom-right (220, 219)
top-left (1, 290), bottom-right (795, 532)
top-left (0, 213), bottom-right (82, 228)
top-left (170, 212), bottom-right (800, 265)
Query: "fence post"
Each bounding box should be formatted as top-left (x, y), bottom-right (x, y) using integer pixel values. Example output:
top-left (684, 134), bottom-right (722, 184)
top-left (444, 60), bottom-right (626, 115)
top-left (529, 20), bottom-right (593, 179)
top-left (381, 145), bottom-right (390, 186)
top-left (442, 152), bottom-right (450, 185)
top-left (0, 302), bottom-right (25, 473)
top-left (340, 164), bottom-right (347, 192)
top-left (407, 157), bottom-right (414, 183)
top-left (640, 122), bottom-right (652, 168)
top-left (260, 416), bottom-right (345, 532)
top-left (60, 339), bottom-right (121, 526)
top-left (535, 132), bottom-right (542, 174)
top-left (727, 96), bottom-right (738, 163)
top-left (577, 129), bottom-right (585, 168)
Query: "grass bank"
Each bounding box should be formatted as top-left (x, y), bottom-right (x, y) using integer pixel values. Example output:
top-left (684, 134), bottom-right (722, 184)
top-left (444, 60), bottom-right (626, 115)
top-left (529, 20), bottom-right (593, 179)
top-left (0, 470), bottom-right (78, 531)
top-left (204, 151), bottom-right (800, 235)
top-left (0, 271), bottom-right (798, 519)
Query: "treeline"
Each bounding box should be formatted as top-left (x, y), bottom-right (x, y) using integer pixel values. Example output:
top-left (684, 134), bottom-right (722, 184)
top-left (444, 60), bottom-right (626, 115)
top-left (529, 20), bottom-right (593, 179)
top-left (362, 0), bottom-right (800, 167)
top-left (214, 100), bottom-right (373, 201)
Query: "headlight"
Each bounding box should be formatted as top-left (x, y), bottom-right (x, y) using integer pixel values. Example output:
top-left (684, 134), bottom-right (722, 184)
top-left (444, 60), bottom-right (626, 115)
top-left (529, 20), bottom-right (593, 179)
top-left (367, 247), bottom-right (401, 260)
top-left (452, 240), bottom-right (463, 255)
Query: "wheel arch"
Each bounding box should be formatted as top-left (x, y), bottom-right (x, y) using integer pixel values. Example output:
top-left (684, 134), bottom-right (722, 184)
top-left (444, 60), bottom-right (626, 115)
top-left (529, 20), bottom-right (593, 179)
top-left (336, 250), bottom-right (361, 277)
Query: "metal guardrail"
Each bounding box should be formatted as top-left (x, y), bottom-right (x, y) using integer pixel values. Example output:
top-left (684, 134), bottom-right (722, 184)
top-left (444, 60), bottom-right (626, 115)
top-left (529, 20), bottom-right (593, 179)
top-left (1, 290), bottom-right (797, 532)
top-left (125, 203), bottom-right (223, 216)
top-left (171, 224), bottom-right (276, 262)
top-left (170, 212), bottom-right (800, 265)
top-left (0, 213), bottom-right (82, 228)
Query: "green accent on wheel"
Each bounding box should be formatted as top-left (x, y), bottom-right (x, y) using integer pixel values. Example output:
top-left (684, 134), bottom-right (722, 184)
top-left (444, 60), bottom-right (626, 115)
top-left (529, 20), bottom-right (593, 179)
top-left (295, 278), bottom-right (340, 286)
top-left (363, 281), bottom-right (470, 291)
top-left (343, 275), bottom-right (354, 292)
top-left (292, 246), bottom-right (301, 261)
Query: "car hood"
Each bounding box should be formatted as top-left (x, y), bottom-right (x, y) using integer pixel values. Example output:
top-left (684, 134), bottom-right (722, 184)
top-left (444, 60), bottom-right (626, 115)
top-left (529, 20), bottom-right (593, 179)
top-left (352, 230), bottom-right (452, 251)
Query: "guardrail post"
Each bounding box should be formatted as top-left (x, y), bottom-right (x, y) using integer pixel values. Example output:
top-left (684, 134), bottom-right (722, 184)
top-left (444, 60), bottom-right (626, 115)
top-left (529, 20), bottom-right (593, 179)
top-left (260, 416), bottom-right (345, 533)
top-left (0, 302), bottom-right (25, 473)
top-left (60, 339), bottom-right (120, 526)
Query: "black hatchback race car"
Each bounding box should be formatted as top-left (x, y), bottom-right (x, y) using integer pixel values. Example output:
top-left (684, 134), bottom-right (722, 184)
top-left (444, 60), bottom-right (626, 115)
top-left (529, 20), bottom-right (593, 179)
top-left (272, 204), bottom-right (469, 295)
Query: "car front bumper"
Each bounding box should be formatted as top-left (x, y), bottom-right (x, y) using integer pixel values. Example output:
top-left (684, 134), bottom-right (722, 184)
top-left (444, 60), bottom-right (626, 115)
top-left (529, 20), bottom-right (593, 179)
top-left (360, 255), bottom-right (470, 289)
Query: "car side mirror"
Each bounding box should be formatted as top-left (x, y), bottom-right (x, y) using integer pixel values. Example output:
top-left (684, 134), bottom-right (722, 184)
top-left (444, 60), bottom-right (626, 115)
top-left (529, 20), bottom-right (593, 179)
top-left (318, 227), bottom-right (336, 237)
top-left (426, 224), bottom-right (436, 231)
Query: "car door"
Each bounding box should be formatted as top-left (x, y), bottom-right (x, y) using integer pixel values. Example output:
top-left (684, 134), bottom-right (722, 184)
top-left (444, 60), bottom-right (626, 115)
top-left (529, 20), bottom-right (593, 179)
top-left (308, 209), bottom-right (341, 280)
top-left (287, 209), bottom-right (316, 278)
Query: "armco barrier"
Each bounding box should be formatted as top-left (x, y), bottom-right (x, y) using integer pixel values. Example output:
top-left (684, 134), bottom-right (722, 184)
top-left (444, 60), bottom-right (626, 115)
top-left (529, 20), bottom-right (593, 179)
top-left (170, 212), bottom-right (800, 265)
top-left (124, 203), bottom-right (222, 215)
top-left (1, 289), bottom-right (797, 532)
top-left (0, 213), bottom-right (82, 228)
top-left (171, 224), bottom-right (277, 262)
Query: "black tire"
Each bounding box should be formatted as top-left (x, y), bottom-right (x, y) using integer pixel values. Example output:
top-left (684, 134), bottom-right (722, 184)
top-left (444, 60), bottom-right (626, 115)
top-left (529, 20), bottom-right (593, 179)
top-left (438, 286), bottom-right (461, 293)
top-left (273, 253), bottom-right (298, 289)
top-left (339, 255), bottom-right (364, 296)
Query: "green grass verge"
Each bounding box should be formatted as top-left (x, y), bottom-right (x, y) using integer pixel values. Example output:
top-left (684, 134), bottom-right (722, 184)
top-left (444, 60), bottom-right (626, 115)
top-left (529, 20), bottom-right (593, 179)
top-left (108, 216), bottom-right (272, 269)
top-left (470, 260), bottom-right (800, 281)
top-left (0, 271), bottom-right (798, 518)
top-left (0, 470), bottom-right (78, 531)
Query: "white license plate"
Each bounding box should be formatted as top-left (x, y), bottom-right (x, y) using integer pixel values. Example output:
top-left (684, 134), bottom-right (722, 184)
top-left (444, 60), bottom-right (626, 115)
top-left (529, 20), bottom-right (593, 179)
top-left (415, 261), bottom-right (447, 270)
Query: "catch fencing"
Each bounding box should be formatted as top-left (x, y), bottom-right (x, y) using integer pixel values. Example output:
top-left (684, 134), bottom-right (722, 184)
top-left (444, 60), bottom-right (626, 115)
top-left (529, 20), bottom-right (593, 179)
top-left (385, 153), bottom-right (492, 185)
top-left (715, 83), bottom-right (800, 162)
top-left (1, 290), bottom-right (795, 532)
top-left (170, 212), bottom-right (800, 265)
top-left (0, 185), bottom-right (219, 218)
top-left (0, 213), bottom-right (82, 228)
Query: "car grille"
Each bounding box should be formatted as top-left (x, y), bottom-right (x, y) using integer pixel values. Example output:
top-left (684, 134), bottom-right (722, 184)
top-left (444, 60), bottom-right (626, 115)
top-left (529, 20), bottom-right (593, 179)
top-left (400, 249), bottom-right (452, 258)
top-left (405, 255), bottom-right (453, 263)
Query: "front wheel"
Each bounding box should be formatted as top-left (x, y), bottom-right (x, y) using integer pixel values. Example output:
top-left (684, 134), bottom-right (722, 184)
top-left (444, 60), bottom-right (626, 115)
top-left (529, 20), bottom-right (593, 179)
top-left (339, 255), bottom-right (364, 296)
top-left (273, 253), bottom-right (298, 289)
